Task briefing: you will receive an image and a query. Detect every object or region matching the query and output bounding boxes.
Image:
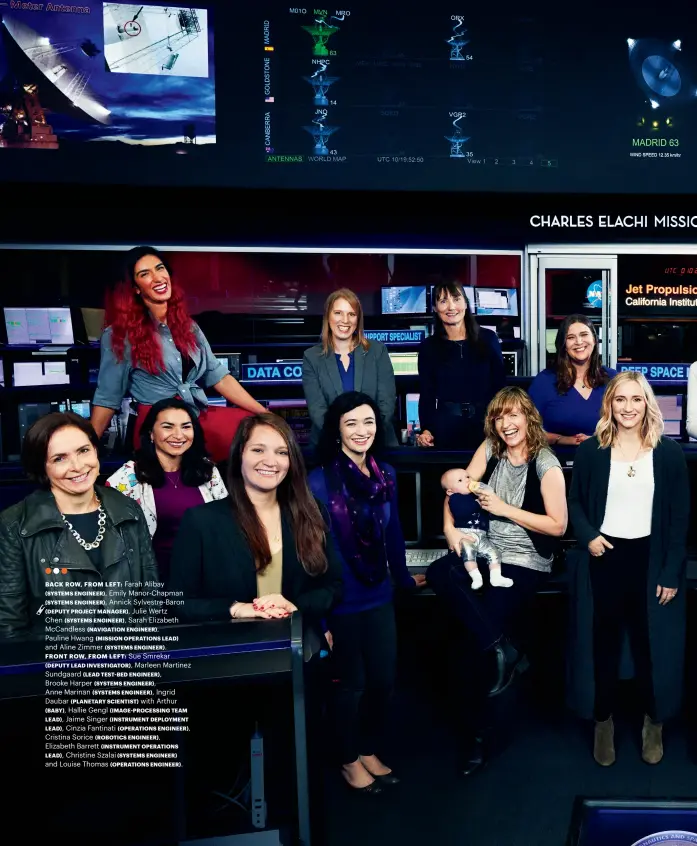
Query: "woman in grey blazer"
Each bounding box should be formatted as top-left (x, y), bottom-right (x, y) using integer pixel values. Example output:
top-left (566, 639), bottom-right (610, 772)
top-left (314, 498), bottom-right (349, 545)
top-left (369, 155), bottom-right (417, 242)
top-left (303, 288), bottom-right (398, 447)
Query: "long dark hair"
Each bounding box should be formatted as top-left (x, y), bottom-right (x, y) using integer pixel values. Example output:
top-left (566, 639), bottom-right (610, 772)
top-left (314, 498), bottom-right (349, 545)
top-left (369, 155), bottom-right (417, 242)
top-left (227, 413), bottom-right (328, 576)
top-left (317, 391), bottom-right (385, 466)
top-left (104, 246), bottom-right (197, 374)
top-left (554, 314), bottom-right (608, 393)
top-left (22, 412), bottom-right (100, 488)
top-left (134, 398), bottom-right (214, 488)
top-left (432, 280), bottom-right (487, 354)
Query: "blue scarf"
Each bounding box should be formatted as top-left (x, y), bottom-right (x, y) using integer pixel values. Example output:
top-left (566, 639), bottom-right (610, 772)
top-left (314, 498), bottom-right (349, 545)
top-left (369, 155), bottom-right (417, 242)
top-left (324, 452), bottom-right (394, 586)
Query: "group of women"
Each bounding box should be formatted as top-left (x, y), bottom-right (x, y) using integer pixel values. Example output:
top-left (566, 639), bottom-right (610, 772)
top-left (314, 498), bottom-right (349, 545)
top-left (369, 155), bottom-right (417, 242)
top-left (0, 246), bottom-right (690, 798)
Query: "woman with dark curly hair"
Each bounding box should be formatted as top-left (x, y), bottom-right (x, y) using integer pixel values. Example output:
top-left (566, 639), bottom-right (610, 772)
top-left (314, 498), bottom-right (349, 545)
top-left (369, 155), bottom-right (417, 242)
top-left (91, 246), bottom-right (265, 462)
top-left (308, 391), bottom-right (425, 794)
top-left (106, 397), bottom-right (227, 583)
top-left (427, 387), bottom-right (567, 775)
top-left (528, 314), bottom-right (616, 447)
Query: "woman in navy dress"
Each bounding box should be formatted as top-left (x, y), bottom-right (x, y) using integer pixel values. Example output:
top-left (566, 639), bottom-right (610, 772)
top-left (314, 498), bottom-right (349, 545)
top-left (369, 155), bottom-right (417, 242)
top-left (528, 315), bottom-right (616, 447)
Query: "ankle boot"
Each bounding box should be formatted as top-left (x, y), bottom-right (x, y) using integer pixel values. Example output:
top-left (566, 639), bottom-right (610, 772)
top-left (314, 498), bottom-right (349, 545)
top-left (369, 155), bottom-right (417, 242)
top-left (593, 717), bottom-right (615, 766)
top-left (642, 715), bottom-right (664, 765)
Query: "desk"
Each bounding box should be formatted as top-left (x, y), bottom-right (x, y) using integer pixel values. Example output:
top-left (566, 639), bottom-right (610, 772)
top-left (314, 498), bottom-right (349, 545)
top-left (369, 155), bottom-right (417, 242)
top-left (0, 617), bottom-right (312, 846)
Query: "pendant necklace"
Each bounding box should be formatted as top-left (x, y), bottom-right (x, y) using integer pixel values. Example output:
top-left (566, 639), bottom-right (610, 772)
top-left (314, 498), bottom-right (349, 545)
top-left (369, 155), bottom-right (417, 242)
top-left (617, 441), bottom-right (641, 478)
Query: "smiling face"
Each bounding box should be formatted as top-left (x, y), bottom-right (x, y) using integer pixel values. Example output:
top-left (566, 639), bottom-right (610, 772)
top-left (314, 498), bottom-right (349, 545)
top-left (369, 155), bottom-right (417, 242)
top-left (240, 424), bottom-right (290, 494)
top-left (133, 254), bottom-right (171, 306)
top-left (611, 382), bottom-right (646, 434)
top-left (494, 404), bottom-right (528, 451)
top-left (434, 288), bottom-right (466, 329)
top-left (328, 296), bottom-right (358, 345)
top-left (339, 404), bottom-right (377, 461)
top-left (565, 321), bottom-right (595, 366)
top-left (151, 407), bottom-right (194, 464)
top-left (45, 425), bottom-right (100, 500)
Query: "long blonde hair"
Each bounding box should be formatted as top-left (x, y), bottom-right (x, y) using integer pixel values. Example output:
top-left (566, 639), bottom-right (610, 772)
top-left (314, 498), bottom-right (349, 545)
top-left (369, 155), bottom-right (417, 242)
top-left (320, 288), bottom-right (370, 355)
top-left (484, 387), bottom-right (548, 460)
top-left (595, 371), bottom-right (664, 449)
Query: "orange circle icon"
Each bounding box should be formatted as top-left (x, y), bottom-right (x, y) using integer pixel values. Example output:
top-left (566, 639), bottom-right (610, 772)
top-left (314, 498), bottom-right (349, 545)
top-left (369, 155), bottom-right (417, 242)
top-left (61, 568), bottom-right (68, 575)
top-left (45, 568), bottom-right (51, 575)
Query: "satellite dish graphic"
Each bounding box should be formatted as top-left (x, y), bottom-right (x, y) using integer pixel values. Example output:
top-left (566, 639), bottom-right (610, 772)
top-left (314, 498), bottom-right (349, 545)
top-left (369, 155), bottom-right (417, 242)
top-left (1, 15), bottom-right (110, 124)
top-left (628, 37), bottom-right (694, 108)
top-left (642, 55), bottom-right (681, 97)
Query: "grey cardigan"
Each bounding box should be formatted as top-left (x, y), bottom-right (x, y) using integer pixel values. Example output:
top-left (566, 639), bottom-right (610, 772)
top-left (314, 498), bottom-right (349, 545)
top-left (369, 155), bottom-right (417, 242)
top-left (302, 340), bottom-right (398, 446)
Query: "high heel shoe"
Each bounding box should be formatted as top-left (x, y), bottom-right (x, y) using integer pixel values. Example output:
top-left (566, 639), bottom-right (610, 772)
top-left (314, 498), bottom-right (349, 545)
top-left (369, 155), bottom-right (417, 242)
top-left (342, 776), bottom-right (383, 794)
top-left (359, 757), bottom-right (401, 785)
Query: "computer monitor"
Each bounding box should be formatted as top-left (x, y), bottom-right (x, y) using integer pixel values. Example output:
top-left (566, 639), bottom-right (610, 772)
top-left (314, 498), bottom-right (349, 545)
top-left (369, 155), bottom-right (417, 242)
top-left (80, 308), bottom-right (105, 342)
top-left (267, 399), bottom-right (311, 445)
top-left (389, 352), bottom-right (420, 376)
top-left (405, 393), bottom-right (420, 435)
top-left (381, 286), bottom-right (427, 316)
top-left (474, 288), bottom-right (519, 317)
top-left (69, 400), bottom-right (92, 419)
top-left (4, 307), bottom-right (74, 346)
top-left (430, 285), bottom-right (476, 313)
top-left (656, 394), bottom-right (683, 439)
top-left (13, 360), bottom-right (70, 387)
top-left (215, 352), bottom-right (242, 379)
top-left (18, 402), bottom-right (59, 440)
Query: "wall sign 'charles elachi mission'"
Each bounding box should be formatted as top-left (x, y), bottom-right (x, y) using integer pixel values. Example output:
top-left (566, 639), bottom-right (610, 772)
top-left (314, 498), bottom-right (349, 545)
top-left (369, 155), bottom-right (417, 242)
top-left (529, 215), bottom-right (697, 229)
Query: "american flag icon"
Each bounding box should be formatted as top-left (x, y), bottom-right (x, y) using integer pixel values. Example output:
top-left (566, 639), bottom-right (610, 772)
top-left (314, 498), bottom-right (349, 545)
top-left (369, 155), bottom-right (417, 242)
top-left (265, 96), bottom-right (274, 102)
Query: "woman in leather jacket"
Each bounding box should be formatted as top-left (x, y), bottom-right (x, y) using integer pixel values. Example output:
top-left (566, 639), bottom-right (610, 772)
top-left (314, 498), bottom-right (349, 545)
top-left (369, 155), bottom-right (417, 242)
top-left (0, 411), bottom-right (158, 640)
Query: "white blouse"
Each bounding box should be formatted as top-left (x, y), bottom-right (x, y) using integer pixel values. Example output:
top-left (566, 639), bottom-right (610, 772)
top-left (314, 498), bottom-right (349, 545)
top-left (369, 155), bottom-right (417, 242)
top-left (600, 450), bottom-right (654, 539)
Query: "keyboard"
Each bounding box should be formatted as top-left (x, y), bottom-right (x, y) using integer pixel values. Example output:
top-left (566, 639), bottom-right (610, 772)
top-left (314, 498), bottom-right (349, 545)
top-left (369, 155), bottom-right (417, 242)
top-left (405, 548), bottom-right (448, 567)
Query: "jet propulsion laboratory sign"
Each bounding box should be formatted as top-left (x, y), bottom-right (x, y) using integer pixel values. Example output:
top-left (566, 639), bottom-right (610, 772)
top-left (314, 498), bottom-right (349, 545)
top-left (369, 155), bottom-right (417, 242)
top-left (619, 256), bottom-right (697, 316)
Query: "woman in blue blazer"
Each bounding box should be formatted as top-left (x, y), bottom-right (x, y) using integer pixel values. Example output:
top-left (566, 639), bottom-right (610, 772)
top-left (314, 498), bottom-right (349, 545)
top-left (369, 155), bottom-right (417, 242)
top-left (302, 288), bottom-right (398, 447)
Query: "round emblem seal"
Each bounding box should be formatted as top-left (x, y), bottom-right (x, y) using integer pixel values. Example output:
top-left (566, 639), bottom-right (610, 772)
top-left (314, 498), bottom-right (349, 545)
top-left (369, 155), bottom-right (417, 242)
top-left (632, 832), bottom-right (697, 846)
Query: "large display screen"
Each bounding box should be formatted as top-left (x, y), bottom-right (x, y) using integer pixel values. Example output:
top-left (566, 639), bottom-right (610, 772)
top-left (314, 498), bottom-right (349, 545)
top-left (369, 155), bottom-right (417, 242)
top-left (253, 1), bottom-right (697, 194)
top-left (0, 1), bottom-right (215, 172)
top-left (3, 0), bottom-right (697, 193)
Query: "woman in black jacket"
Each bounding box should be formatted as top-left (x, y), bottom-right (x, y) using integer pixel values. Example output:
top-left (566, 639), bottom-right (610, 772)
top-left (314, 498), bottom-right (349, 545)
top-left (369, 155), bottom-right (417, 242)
top-left (169, 413), bottom-right (342, 633)
top-left (568, 371), bottom-right (689, 767)
top-left (0, 412), bottom-right (158, 640)
top-left (417, 280), bottom-right (506, 450)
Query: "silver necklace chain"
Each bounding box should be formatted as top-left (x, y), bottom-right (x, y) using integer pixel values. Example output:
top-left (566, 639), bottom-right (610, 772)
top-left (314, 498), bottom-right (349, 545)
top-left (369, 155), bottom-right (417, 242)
top-left (62, 499), bottom-right (107, 550)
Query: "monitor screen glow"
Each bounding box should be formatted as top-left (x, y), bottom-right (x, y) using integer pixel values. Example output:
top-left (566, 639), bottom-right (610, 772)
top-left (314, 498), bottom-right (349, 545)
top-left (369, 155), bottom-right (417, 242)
top-left (474, 288), bottom-right (519, 317)
top-left (4, 307), bottom-right (74, 346)
top-left (657, 394), bottom-right (683, 438)
top-left (381, 286), bottom-right (427, 315)
top-left (389, 352), bottom-right (419, 376)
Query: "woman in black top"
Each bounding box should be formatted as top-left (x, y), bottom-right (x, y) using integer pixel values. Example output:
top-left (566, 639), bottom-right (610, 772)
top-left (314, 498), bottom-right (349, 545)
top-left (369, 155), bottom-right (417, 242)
top-left (417, 281), bottom-right (506, 450)
top-left (0, 412), bottom-right (158, 639)
top-left (568, 371), bottom-right (689, 767)
top-left (169, 413), bottom-right (342, 634)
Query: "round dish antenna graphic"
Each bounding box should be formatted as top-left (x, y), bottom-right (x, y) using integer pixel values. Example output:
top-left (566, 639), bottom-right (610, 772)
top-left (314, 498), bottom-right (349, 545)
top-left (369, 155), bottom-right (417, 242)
top-left (1, 14), bottom-right (111, 125)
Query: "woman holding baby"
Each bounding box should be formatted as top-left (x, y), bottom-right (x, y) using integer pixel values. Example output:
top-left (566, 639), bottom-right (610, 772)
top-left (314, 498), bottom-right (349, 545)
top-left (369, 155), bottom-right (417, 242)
top-left (427, 386), bottom-right (568, 775)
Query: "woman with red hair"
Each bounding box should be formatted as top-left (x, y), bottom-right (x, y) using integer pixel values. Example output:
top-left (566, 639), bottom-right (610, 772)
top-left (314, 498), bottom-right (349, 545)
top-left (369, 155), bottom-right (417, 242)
top-left (91, 246), bottom-right (265, 463)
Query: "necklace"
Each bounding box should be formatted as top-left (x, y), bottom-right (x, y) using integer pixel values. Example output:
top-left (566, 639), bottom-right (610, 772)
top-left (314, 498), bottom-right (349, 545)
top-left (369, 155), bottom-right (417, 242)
top-left (167, 471), bottom-right (181, 489)
top-left (616, 441), bottom-right (642, 478)
top-left (62, 499), bottom-right (107, 550)
top-left (575, 380), bottom-right (591, 393)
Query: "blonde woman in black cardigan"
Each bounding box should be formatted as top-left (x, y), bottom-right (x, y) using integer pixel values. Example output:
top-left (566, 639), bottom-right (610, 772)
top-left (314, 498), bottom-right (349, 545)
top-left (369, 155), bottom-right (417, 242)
top-left (568, 371), bottom-right (689, 768)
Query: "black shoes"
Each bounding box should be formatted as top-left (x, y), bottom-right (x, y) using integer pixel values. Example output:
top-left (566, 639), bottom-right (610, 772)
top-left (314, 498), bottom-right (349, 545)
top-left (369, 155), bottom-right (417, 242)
top-left (488, 638), bottom-right (529, 697)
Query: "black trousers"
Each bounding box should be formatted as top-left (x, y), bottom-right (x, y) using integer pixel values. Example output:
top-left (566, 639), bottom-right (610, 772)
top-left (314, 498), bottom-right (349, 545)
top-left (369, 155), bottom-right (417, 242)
top-left (589, 535), bottom-right (656, 722)
top-left (427, 554), bottom-right (545, 741)
top-left (427, 554), bottom-right (545, 651)
top-left (329, 602), bottom-right (397, 765)
top-left (433, 409), bottom-right (485, 450)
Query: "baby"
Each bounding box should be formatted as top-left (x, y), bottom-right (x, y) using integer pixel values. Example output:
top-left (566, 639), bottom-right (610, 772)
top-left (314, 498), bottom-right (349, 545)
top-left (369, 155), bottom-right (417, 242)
top-left (441, 468), bottom-right (513, 589)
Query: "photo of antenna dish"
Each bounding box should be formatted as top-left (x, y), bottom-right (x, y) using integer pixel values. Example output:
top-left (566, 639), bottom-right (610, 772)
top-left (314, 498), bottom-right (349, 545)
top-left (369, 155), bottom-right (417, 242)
top-left (103, 3), bottom-right (209, 77)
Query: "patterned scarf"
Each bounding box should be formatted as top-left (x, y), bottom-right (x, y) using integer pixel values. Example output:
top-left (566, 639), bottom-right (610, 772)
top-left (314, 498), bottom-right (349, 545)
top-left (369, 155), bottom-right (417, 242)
top-left (324, 451), bottom-right (394, 586)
